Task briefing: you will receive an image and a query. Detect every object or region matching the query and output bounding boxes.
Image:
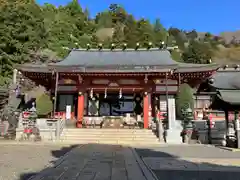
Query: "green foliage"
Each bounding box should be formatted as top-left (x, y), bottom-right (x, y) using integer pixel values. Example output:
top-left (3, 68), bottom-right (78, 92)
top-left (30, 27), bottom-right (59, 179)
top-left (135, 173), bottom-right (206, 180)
top-left (0, 0), bottom-right (235, 84)
top-left (175, 84), bottom-right (194, 119)
top-left (182, 40), bottom-right (213, 64)
top-left (36, 93), bottom-right (53, 116)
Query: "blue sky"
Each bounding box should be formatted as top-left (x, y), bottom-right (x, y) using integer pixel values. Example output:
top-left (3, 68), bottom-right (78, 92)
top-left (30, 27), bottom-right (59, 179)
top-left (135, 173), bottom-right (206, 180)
top-left (37, 0), bottom-right (239, 34)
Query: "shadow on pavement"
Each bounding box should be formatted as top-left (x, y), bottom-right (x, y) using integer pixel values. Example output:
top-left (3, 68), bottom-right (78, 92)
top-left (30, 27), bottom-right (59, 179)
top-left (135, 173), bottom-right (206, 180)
top-left (136, 145), bottom-right (240, 180)
top-left (19, 144), bottom-right (79, 180)
top-left (18, 144), bottom-right (240, 180)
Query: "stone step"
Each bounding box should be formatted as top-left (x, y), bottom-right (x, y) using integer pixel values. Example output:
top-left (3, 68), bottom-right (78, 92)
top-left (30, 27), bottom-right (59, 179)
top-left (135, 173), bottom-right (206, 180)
top-left (62, 133), bottom-right (156, 137)
top-left (59, 139), bottom-right (160, 145)
top-left (62, 130), bottom-right (155, 135)
top-left (62, 136), bottom-right (158, 141)
top-left (63, 128), bottom-right (153, 132)
top-left (61, 136), bottom-right (159, 141)
top-left (60, 128), bottom-right (159, 146)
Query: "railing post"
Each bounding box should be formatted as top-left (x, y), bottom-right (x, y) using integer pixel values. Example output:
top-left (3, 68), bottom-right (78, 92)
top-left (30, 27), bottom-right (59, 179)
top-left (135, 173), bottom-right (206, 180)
top-left (56, 120), bottom-right (60, 141)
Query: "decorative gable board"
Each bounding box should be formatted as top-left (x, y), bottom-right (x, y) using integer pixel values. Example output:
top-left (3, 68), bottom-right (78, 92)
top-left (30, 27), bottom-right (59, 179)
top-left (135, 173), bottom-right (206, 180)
top-left (92, 79), bottom-right (110, 84)
top-left (58, 79), bottom-right (77, 85)
top-left (58, 85), bottom-right (77, 91)
top-left (156, 85), bottom-right (178, 92)
top-left (154, 79), bottom-right (178, 85)
top-left (117, 79), bottom-right (140, 85)
top-left (108, 82), bottom-right (119, 87)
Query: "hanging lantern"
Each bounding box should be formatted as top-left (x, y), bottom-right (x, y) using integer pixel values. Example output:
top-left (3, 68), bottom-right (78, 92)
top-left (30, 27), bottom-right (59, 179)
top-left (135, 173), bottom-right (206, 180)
top-left (119, 88), bottom-right (122, 99)
top-left (104, 88), bottom-right (107, 98)
top-left (90, 88), bottom-right (93, 99)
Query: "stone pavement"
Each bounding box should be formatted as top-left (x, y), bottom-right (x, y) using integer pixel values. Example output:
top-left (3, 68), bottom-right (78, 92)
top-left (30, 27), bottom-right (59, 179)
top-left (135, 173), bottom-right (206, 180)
top-left (30, 144), bottom-right (156, 180)
top-left (136, 145), bottom-right (240, 180)
top-left (143, 157), bottom-right (240, 171)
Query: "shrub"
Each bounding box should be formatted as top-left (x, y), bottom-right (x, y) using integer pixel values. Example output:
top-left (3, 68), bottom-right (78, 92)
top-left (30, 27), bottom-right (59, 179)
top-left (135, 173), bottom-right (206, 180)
top-left (36, 93), bottom-right (53, 117)
top-left (175, 83), bottom-right (194, 119)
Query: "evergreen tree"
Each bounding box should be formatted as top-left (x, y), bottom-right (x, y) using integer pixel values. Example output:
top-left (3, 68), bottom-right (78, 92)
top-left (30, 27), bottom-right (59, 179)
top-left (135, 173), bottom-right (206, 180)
top-left (0, 1), bottom-right (47, 81)
top-left (182, 40), bottom-right (213, 64)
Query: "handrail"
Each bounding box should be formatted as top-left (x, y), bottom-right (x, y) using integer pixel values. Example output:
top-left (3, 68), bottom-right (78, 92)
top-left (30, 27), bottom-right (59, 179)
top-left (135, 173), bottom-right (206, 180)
top-left (56, 119), bottom-right (65, 140)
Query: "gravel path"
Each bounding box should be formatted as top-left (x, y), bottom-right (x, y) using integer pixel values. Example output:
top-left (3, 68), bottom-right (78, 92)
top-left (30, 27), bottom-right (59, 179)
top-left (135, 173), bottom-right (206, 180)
top-left (0, 144), bottom-right (74, 180)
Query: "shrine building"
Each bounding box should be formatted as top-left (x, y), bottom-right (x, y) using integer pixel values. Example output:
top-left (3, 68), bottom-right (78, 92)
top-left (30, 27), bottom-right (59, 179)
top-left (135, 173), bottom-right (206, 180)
top-left (16, 45), bottom-right (219, 129)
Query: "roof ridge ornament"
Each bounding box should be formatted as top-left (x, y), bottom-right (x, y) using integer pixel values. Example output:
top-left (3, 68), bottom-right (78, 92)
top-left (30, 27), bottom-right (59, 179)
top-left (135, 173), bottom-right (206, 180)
top-left (147, 42), bottom-right (153, 50)
top-left (98, 43), bottom-right (103, 50)
top-left (86, 43), bottom-right (90, 50)
top-left (122, 43), bottom-right (127, 50)
top-left (135, 43), bottom-right (140, 50)
top-left (159, 41), bottom-right (165, 49)
top-left (111, 43), bottom-right (115, 50)
top-left (223, 64), bottom-right (228, 69)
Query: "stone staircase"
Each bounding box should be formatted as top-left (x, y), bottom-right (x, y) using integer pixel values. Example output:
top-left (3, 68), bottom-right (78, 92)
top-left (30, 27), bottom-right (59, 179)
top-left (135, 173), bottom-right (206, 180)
top-left (60, 128), bottom-right (160, 146)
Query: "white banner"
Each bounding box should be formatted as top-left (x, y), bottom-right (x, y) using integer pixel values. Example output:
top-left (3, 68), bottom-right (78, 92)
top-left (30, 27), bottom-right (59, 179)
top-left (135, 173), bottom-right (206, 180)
top-left (66, 105), bottom-right (71, 119)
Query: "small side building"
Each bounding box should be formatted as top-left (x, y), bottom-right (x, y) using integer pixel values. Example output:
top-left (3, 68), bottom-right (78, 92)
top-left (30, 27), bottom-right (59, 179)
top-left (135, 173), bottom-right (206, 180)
top-left (196, 65), bottom-right (240, 120)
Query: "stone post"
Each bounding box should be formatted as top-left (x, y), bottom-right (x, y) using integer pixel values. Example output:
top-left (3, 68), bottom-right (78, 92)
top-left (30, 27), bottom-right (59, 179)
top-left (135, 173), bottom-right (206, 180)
top-left (234, 111), bottom-right (240, 148)
top-left (13, 69), bottom-right (18, 84)
top-left (56, 120), bottom-right (60, 141)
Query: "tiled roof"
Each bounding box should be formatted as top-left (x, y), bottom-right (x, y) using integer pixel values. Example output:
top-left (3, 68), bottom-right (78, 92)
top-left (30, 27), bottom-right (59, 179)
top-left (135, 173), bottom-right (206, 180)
top-left (217, 90), bottom-right (240, 105)
top-left (210, 70), bottom-right (240, 89)
top-left (54, 48), bottom-right (177, 66)
top-left (16, 48), bottom-right (220, 73)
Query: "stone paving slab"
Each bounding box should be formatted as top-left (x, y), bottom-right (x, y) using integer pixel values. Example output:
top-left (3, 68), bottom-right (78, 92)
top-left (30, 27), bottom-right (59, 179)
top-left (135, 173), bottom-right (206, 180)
top-left (30, 144), bottom-right (155, 180)
top-left (143, 157), bottom-right (240, 172)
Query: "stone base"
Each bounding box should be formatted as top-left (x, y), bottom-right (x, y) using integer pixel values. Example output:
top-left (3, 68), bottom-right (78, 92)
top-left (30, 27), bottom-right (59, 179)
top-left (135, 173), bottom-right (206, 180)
top-left (16, 128), bottom-right (57, 141)
top-left (166, 129), bottom-right (182, 144)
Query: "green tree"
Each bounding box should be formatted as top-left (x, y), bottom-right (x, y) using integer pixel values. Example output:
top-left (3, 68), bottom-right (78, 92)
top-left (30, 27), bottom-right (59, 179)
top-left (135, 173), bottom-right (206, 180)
top-left (123, 15), bottom-right (138, 48)
top-left (182, 40), bottom-right (213, 64)
top-left (136, 18), bottom-right (155, 47)
top-left (109, 4), bottom-right (127, 24)
top-left (0, 1), bottom-right (47, 83)
top-left (153, 19), bottom-right (167, 45)
top-left (112, 22), bottom-right (125, 47)
top-left (175, 84), bottom-right (194, 119)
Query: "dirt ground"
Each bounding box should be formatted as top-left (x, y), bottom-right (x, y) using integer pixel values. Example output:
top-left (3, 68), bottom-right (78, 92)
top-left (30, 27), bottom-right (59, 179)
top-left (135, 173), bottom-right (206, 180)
top-left (0, 143), bottom-right (75, 180)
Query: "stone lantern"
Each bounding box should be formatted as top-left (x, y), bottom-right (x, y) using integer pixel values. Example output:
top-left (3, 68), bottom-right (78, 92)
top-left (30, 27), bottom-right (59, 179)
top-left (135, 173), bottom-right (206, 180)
top-left (181, 106), bottom-right (194, 143)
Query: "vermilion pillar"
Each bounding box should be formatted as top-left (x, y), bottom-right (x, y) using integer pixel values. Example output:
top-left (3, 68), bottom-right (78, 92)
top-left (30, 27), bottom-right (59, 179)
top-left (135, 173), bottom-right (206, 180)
top-left (77, 92), bottom-right (84, 128)
top-left (143, 93), bottom-right (149, 129)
